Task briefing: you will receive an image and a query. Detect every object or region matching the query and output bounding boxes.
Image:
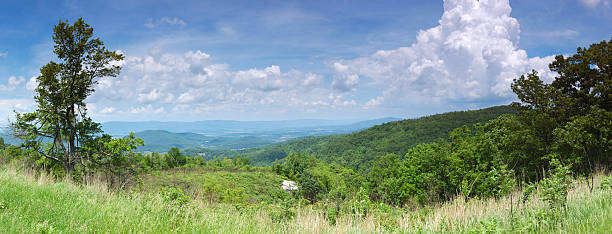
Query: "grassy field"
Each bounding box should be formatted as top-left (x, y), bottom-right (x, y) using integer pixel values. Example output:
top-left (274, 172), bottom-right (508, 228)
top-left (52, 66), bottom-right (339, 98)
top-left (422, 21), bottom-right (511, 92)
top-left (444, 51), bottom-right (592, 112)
top-left (1, 165), bottom-right (611, 233)
top-left (136, 167), bottom-right (287, 204)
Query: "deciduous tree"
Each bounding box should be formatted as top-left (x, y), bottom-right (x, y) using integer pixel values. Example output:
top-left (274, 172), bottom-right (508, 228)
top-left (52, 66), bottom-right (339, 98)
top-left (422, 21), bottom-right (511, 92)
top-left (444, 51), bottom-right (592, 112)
top-left (11, 18), bottom-right (123, 173)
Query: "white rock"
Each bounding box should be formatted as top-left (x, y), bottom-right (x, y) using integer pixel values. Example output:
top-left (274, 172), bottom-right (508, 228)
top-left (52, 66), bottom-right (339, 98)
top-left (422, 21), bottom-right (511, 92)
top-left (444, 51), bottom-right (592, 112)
top-left (281, 180), bottom-right (298, 191)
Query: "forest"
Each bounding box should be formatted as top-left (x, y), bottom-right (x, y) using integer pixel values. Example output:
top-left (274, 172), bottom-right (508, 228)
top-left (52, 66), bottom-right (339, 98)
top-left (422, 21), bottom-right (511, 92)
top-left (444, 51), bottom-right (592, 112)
top-left (0, 18), bottom-right (611, 233)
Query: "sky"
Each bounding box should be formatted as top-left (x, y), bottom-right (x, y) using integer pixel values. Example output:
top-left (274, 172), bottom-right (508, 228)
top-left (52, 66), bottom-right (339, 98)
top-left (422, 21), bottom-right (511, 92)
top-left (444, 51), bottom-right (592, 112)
top-left (0, 0), bottom-right (611, 123)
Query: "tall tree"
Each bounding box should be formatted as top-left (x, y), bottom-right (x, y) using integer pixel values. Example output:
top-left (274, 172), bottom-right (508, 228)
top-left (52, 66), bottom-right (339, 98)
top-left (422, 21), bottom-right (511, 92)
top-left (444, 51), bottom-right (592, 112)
top-left (11, 18), bottom-right (123, 173)
top-left (549, 38), bottom-right (611, 113)
top-left (511, 38), bottom-right (611, 176)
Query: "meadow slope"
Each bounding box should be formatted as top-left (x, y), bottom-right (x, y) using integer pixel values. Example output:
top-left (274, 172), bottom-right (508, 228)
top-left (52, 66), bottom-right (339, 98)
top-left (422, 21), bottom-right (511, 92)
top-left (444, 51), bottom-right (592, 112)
top-left (1, 165), bottom-right (611, 233)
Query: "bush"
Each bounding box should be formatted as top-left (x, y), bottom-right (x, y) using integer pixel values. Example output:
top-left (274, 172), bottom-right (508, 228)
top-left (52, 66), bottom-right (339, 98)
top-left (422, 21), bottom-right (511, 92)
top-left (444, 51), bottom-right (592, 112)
top-left (298, 170), bottom-right (323, 203)
top-left (349, 187), bottom-right (371, 218)
top-left (222, 187), bottom-right (247, 204)
top-left (598, 176), bottom-right (612, 191)
top-left (162, 187), bottom-right (190, 207)
top-left (268, 197), bottom-right (296, 223)
top-left (539, 158), bottom-right (573, 211)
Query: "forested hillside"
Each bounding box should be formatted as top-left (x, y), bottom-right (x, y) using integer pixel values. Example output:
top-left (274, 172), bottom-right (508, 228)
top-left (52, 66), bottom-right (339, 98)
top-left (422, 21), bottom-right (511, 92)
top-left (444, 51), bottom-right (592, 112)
top-left (226, 105), bottom-right (517, 170)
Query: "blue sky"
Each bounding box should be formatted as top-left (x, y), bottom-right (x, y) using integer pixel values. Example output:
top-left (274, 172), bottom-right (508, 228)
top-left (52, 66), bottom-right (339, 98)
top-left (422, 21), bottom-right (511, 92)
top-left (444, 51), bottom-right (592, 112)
top-left (0, 0), bottom-right (611, 123)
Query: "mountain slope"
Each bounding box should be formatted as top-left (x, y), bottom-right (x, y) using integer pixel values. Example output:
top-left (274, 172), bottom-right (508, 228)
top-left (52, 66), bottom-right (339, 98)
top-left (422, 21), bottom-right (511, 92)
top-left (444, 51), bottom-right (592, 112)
top-left (232, 105), bottom-right (518, 170)
top-left (127, 117), bottom-right (400, 152)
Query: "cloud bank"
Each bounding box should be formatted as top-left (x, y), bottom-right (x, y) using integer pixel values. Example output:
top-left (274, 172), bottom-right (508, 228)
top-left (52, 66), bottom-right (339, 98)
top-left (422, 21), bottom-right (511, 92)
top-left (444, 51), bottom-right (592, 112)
top-left (0, 76), bottom-right (25, 91)
top-left (332, 0), bottom-right (556, 107)
top-left (58, 0), bottom-right (559, 120)
top-left (88, 50), bottom-right (356, 118)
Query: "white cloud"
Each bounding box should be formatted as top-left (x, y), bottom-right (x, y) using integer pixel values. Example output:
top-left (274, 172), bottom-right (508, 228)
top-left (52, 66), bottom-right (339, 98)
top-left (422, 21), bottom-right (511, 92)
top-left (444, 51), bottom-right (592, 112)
top-left (0, 51), bottom-right (7, 57)
top-left (331, 0), bottom-right (556, 106)
top-left (129, 104), bottom-right (165, 114)
top-left (0, 98), bottom-right (33, 111)
top-left (0, 76), bottom-right (25, 91)
top-left (580, 0), bottom-right (611, 8)
top-left (0, 98), bottom-right (35, 123)
top-left (88, 49), bottom-right (344, 118)
top-left (145, 17), bottom-right (187, 29)
top-left (100, 107), bottom-right (116, 114)
top-left (547, 29), bottom-right (579, 37)
top-left (332, 62), bottom-right (360, 91)
top-left (83, 0), bottom-right (568, 120)
top-left (25, 76), bottom-right (38, 91)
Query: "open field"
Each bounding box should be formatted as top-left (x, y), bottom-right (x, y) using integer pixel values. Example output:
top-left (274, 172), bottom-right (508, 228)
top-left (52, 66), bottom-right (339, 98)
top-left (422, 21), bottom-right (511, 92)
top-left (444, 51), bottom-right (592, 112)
top-left (1, 165), bottom-right (610, 233)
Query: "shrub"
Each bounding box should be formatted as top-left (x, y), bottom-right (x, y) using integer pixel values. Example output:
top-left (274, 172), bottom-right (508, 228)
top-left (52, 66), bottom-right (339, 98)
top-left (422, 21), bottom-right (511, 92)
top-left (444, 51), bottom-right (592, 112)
top-left (598, 176), bottom-right (612, 191)
top-left (349, 187), bottom-right (371, 217)
top-left (539, 158), bottom-right (573, 211)
top-left (162, 187), bottom-right (190, 207)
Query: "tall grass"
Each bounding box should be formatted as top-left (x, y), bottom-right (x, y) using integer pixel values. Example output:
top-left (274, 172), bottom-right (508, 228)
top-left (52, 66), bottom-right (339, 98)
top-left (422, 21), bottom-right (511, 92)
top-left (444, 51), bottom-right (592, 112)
top-left (0, 165), bottom-right (610, 233)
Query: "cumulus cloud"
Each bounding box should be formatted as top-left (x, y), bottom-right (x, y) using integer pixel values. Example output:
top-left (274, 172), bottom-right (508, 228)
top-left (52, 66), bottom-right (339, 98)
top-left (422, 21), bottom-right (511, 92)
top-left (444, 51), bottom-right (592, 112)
top-left (0, 76), bottom-right (25, 91)
top-left (25, 76), bottom-right (39, 91)
top-left (129, 104), bottom-right (165, 114)
top-left (332, 62), bottom-right (360, 91)
top-left (89, 49), bottom-right (350, 117)
top-left (332, 0), bottom-right (556, 106)
top-left (145, 17), bottom-right (187, 29)
top-left (85, 0), bottom-right (565, 119)
top-left (100, 107), bottom-right (116, 114)
top-left (0, 98), bottom-right (35, 122)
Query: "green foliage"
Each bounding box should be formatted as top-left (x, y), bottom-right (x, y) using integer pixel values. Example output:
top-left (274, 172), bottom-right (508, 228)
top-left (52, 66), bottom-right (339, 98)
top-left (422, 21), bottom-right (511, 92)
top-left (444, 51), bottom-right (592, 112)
top-left (161, 187), bottom-right (190, 207)
top-left (11, 18), bottom-right (123, 173)
top-left (298, 170), bottom-right (323, 203)
top-left (138, 167), bottom-right (286, 204)
top-left (539, 158), bottom-right (573, 211)
top-left (365, 121), bottom-right (519, 207)
top-left (480, 165), bottom-right (515, 199)
top-left (0, 199), bottom-right (7, 210)
top-left (94, 133), bottom-right (145, 190)
top-left (512, 38), bottom-right (612, 180)
top-left (267, 198), bottom-right (297, 223)
top-left (231, 105), bottom-right (516, 168)
top-left (553, 106), bottom-right (612, 176)
top-left (167, 147), bottom-right (186, 167)
top-left (272, 152), bottom-right (362, 203)
top-left (222, 187), bottom-right (247, 204)
top-left (350, 187), bottom-right (371, 217)
top-left (598, 176), bottom-right (612, 191)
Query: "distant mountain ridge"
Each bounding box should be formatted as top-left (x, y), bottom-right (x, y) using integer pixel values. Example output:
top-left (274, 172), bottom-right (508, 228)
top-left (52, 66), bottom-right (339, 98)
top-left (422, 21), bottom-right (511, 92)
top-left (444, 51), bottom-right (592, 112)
top-left (123, 117), bottom-right (400, 152)
top-left (102, 118), bottom-right (400, 136)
